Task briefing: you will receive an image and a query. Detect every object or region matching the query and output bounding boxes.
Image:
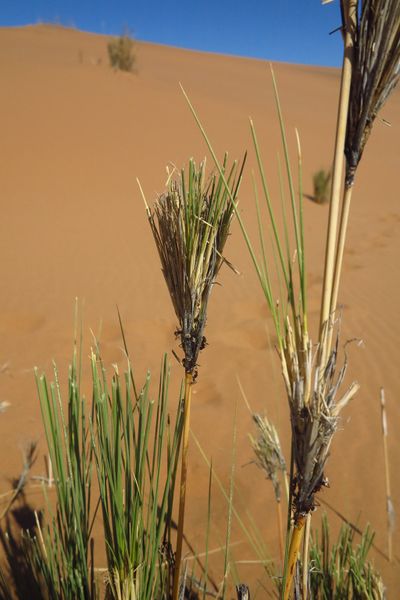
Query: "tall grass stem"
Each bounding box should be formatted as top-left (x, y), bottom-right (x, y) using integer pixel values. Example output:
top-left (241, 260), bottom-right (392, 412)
top-left (330, 184), bottom-right (353, 316)
top-left (283, 516), bottom-right (305, 600)
top-left (173, 372), bottom-right (194, 600)
top-left (319, 0), bottom-right (357, 363)
top-left (380, 387), bottom-right (394, 562)
top-left (302, 513), bottom-right (311, 599)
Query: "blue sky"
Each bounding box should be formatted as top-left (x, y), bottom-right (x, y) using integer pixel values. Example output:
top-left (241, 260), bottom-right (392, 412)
top-left (2, 1), bottom-right (344, 67)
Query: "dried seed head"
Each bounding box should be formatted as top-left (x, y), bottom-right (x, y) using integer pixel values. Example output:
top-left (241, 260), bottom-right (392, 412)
top-left (281, 324), bottom-right (359, 520)
top-left (148, 156), bottom-right (245, 375)
top-left (345, 0), bottom-right (400, 186)
top-left (250, 414), bottom-right (286, 502)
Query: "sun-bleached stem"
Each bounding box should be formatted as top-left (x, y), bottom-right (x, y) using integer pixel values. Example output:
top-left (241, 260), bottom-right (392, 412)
top-left (173, 371), bottom-right (194, 600)
top-left (327, 183), bottom-right (354, 352)
top-left (330, 184), bottom-right (354, 315)
top-left (319, 0), bottom-right (357, 366)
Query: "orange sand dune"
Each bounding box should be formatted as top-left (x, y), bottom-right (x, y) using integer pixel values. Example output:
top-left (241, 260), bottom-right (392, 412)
top-left (0, 24), bottom-right (399, 596)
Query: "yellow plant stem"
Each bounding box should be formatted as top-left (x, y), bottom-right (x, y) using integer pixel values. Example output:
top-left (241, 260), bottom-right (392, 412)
top-left (319, 0), bottom-right (357, 367)
top-left (173, 371), bottom-right (194, 600)
top-left (302, 514), bottom-right (311, 600)
top-left (277, 500), bottom-right (285, 567)
top-left (283, 515), bottom-right (306, 600)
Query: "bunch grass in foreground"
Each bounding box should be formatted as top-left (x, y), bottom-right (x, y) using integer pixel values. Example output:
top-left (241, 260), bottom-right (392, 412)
top-left (91, 349), bottom-right (183, 600)
top-left (26, 339), bottom-right (98, 599)
top-left (143, 156), bottom-right (245, 599)
top-left (309, 515), bottom-right (385, 599)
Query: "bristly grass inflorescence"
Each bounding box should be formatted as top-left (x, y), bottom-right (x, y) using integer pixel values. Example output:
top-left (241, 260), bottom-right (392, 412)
top-left (146, 157), bottom-right (245, 377)
top-left (250, 414), bottom-right (286, 504)
top-left (344, 0), bottom-right (400, 187)
top-left (328, 0), bottom-right (400, 327)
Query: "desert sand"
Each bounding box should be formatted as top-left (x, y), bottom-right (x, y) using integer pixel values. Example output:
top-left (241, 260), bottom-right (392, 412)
top-left (0, 24), bottom-right (399, 596)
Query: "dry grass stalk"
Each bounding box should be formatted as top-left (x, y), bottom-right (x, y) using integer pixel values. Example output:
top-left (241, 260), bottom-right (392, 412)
top-left (344, 0), bottom-right (400, 187)
top-left (330, 0), bottom-right (400, 321)
top-left (146, 157), bottom-right (245, 600)
top-left (283, 329), bottom-right (359, 523)
top-left (281, 322), bottom-right (359, 600)
top-left (174, 370), bottom-right (193, 600)
top-left (0, 442), bottom-right (37, 520)
top-left (380, 387), bottom-right (395, 563)
top-left (318, 0), bottom-right (357, 364)
top-left (301, 514), bottom-right (311, 600)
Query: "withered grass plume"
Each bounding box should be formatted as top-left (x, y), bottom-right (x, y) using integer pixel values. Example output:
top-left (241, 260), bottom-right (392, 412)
top-left (330, 0), bottom-right (400, 321)
top-left (250, 414), bottom-right (287, 563)
top-left (344, 0), bottom-right (400, 188)
top-left (144, 155), bottom-right (245, 600)
top-left (250, 414), bottom-right (286, 505)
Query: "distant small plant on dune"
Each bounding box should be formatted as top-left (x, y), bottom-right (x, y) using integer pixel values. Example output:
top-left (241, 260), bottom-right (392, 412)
top-left (312, 168), bottom-right (331, 204)
top-left (107, 32), bottom-right (136, 73)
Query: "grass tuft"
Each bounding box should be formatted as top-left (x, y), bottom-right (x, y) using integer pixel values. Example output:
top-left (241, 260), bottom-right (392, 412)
top-left (91, 349), bottom-right (183, 600)
top-left (312, 169), bottom-right (331, 204)
top-left (107, 32), bottom-right (136, 73)
top-left (146, 157), bottom-right (245, 376)
top-left (309, 515), bottom-right (386, 599)
top-left (26, 340), bottom-right (98, 599)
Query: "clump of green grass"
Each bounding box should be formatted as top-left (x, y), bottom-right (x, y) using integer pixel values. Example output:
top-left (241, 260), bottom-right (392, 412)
top-left (91, 349), bottom-right (183, 600)
top-left (312, 169), bottom-right (331, 204)
top-left (0, 508), bottom-right (46, 600)
top-left (107, 32), bottom-right (135, 72)
top-left (309, 515), bottom-right (385, 599)
top-left (26, 337), bottom-right (98, 599)
top-left (1, 307), bottom-right (183, 600)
